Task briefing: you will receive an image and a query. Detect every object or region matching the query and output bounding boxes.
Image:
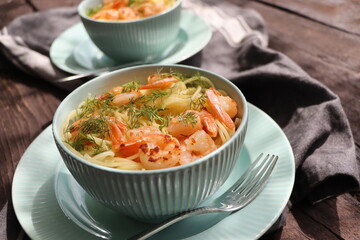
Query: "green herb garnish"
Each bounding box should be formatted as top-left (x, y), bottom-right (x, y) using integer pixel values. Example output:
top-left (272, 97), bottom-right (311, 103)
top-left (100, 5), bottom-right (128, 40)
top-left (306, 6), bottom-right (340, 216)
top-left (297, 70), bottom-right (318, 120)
top-left (177, 111), bottom-right (198, 127)
top-left (80, 117), bottom-right (108, 137)
top-left (190, 93), bottom-right (206, 110)
top-left (122, 81), bottom-right (140, 93)
top-left (137, 90), bottom-right (170, 104)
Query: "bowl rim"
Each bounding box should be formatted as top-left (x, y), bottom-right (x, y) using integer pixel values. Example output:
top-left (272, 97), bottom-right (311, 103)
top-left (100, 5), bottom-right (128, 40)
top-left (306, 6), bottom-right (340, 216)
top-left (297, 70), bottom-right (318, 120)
top-left (52, 64), bottom-right (248, 175)
top-left (78, 0), bottom-right (183, 24)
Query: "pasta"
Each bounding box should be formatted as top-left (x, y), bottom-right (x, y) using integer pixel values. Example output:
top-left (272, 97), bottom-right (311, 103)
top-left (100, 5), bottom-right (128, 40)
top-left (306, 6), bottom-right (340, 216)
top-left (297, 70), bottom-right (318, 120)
top-left (88, 0), bottom-right (177, 21)
top-left (62, 71), bottom-right (242, 170)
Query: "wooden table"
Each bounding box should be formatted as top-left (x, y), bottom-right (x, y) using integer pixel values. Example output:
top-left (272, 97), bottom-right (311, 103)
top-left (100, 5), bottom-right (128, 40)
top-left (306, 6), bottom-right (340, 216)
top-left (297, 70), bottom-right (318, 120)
top-left (1, 0), bottom-right (359, 239)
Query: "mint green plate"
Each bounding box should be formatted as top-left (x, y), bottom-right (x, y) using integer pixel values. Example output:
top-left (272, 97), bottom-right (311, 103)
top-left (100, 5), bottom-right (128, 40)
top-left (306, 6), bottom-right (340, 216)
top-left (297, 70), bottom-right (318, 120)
top-left (49, 10), bottom-right (212, 74)
top-left (12, 104), bottom-right (295, 240)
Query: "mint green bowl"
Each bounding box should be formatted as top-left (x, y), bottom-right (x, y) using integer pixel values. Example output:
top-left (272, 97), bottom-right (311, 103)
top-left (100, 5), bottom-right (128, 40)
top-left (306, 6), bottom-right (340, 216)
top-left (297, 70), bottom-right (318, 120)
top-left (52, 64), bottom-right (248, 222)
top-left (78, 0), bottom-right (182, 62)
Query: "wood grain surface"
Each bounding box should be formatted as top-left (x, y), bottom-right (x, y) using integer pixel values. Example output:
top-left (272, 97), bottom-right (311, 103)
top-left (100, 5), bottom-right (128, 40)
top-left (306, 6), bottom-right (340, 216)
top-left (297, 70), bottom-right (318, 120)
top-left (1, 0), bottom-right (359, 239)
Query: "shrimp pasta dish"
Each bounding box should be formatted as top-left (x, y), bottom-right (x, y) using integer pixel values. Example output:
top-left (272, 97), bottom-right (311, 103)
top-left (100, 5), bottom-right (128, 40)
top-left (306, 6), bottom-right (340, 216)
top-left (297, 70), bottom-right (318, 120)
top-left (88, 0), bottom-right (177, 21)
top-left (62, 71), bottom-right (242, 170)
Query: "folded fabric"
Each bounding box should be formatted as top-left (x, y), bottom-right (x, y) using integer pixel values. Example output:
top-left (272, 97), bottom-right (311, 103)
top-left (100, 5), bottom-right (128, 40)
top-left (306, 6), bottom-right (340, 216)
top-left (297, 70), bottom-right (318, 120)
top-left (0, 7), bottom-right (82, 90)
top-left (1, 0), bottom-right (359, 235)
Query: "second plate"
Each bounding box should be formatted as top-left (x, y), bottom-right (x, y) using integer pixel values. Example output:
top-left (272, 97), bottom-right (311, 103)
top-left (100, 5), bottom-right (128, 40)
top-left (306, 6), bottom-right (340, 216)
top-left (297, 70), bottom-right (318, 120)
top-left (50, 10), bottom-right (212, 74)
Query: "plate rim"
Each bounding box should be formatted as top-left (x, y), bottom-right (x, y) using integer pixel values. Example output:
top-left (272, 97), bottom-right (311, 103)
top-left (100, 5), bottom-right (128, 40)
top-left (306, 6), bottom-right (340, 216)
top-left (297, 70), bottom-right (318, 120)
top-left (49, 10), bottom-right (212, 75)
top-left (12, 103), bottom-right (295, 240)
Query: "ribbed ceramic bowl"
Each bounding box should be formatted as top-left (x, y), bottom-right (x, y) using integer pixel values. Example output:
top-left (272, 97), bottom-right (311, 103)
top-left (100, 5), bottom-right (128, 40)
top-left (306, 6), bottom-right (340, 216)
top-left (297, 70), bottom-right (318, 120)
top-left (78, 0), bottom-right (182, 62)
top-left (52, 64), bottom-right (248, 222)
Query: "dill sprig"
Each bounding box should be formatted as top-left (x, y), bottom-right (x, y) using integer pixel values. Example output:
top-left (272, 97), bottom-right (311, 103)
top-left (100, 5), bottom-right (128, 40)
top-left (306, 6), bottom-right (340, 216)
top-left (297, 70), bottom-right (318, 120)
top-left (86, 6), bottom-right (102, 17)
top-left (77, 98), bottom-right (101, 119)
top-left (119, 100), bottom-right (169, 129)
top-left (139, 105), bottom-right (167, 124)
top-left (80, 117), bottom-right (108, 138)
top-left (67, 137), bottom-right (86, 151)
top-left (122, 81), bottom-right (140, 93)
top-left (77, 97), bottom-right (118, 119)
top-left (68, 116), bottom-right (109, 152)
top-left (136, 90), bottom-right (170, 104)
top-left (124, 101), bottom-right (141, 129)
top-left (177, 111), bottom-right (198, 127)
top-left (168, 71), bottom-right (185, 81)
top-left (190, 93), bottom-right (206, 110)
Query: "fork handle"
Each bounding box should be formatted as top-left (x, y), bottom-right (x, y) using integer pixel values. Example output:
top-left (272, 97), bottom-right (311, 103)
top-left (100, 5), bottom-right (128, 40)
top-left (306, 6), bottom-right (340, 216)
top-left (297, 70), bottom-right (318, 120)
top-left (128, 206), bottom-right (220, 240)
top-left (55, 71), bottom-right (108, 83)
top-left (55, 60), bottom-right (148, 83)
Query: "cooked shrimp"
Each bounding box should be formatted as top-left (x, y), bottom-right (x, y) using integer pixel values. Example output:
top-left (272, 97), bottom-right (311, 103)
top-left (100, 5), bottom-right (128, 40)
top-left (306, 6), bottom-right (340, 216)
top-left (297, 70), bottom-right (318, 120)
top-left (205, 89), bottom-right (235, 130)
top-left (92, 9), bottom-right (119, 20)
top-left (126, 125), bottom-right (162, 139)
top-left (168, 111), bottom-right (202, 138)
top-left (108, 121), bottom-right (124, 151)
top-left (139, 135), bottom-right (181, 170)
top-left (210, 88), bottom-right (238, 119)
top-left (110, 0), bottom-right (129, 9)
top-left (139, 77), bottom-right (178, 90)
top-left (117, 132), bottom-right (181, 169)
top-left (107, 118), bottom-right (127, 151)
top-left (168, 110), bottom-right (218, 138)
top-left (98, 86), bottom-right (123, 101)
top-left (147, 73), bottom-right (169, 84)
top-left (69, 118), bottom-right (88, 140)
top-left (112, 91), bottom-right (141, 106)
top-left (118, 7), bottom-right (138, 20)
top-left (179, 130), bottom-right (217, 165)
top-left (117, 132), bottom-right (164, 157)
top-left (218, 96), bottom-right (238, 119)
top-left (117, 136), bottom-right (149, 157)
top-left (136, 2), bottom-right (167, 17)
top-left (198, 109), bottom-right (218, 137)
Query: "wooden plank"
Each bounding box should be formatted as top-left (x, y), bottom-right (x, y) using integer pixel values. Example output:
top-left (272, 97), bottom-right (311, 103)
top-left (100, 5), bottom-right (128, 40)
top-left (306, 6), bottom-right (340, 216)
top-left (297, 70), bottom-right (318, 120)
top-left (0, 1), bottom-right (78, 239)
top-left (309, 193), bottom-right (360, 240)
top-left (261, 206), bottom-right (340, 239)
top-left (247, 1), bottom-right (360, 144)
top-left (257, 0), bottom-right (360, 35)
top-left (0, 48), bottom-right (65, 240)
top-left (0, 0), bottom-right (34, 28)
top-left (253, 1), bottom-right (360, 71)
top-left (0, 64), bottom-right (63, 197)
top-left (261, 194), bottom-right (360, 240)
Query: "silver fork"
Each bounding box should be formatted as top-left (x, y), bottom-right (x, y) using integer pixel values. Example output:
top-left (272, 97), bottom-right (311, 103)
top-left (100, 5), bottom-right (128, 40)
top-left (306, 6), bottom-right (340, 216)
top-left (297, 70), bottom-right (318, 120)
top-left (129, 153), bottom-right (278, 240)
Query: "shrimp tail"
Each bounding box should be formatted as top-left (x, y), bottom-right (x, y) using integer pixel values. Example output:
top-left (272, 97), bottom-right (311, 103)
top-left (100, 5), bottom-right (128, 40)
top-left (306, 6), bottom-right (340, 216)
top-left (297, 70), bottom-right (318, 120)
top-left (107, 117), bottom-right (128, 152)
top-left (98, 86), bottom-right (123, 101)
top-left (139, 77), bottom-right (178, 90)
top-left (117, 137), bottom-right (147, 157)
top-left (199, 109), bottom-right (218, 137)
top-left (205, 89), bottom-right (235, 130)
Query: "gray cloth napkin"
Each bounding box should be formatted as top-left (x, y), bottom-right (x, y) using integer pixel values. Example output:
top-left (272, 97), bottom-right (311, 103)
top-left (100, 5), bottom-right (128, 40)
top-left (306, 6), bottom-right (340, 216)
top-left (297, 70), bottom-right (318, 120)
top-left (1, 0), bottom-right (359, 235)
